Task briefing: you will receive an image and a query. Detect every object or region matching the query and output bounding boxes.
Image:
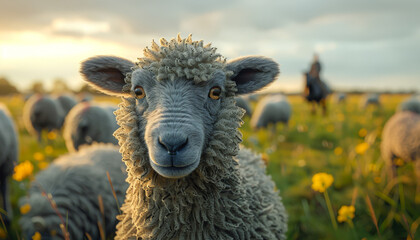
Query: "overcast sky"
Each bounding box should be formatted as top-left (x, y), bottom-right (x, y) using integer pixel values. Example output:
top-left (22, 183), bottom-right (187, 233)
top-left (1, 0), bottom-right (419, 93)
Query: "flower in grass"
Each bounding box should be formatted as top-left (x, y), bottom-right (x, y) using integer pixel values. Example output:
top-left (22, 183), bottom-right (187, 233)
top-left (45, 145), bottom-right (54, 155)
top-left (358, 128), bottom-right (367, 138)
top-left (334, 147), bottom-right (343, 156)
top-left (32, 232), bottom-right (41, 240)
top-left (13, 161), bottom-right (34, 181)
top-left (33, 152), bottom-right (45, 161)
top-left (393, 158), bottom-right (404, 167)
top-left (38, 161), bottom-right (49, 170)
top-left (311, 173), bottom-right (334, 193)
top-left (47, 131), bottom-right (57, 140)
top-left (355, 142), bottom-right (369, 155)
top-left (20, 203), bottom-right (31, 214)
top-left (337, 205), bottom-right (355, 223)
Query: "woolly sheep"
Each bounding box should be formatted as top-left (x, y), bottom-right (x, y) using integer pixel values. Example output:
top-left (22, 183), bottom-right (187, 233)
top-left (361, 93), bottom-right (380, 108)
top-left (55, 94), bottom-right (77, 115)
top-left (0, 104), bottom-right (18, 226)
top-left (381, 111), bottom-right (420, 202)
top-left (235, 96), bottom-right (252, 116)
top-left (81, 35), bottom-right (287, 239)
top-left (251, 94), bottom-right (291, 129)
top-left (19, 144), bottom-right (128, 239)
top-left (63, 102), bottom-right (119, 152)
top-left (397, 95), bottom-right (420, 114)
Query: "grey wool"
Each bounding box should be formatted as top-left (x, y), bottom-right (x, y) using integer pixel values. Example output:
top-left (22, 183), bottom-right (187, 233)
top-left (0, 103), bottom-right (18, 225)
top-left (251, 94), bottom-right (292, 129)
top-left (235, 96), bottom-right (252, 116)
top-left (19, 144), bottom-right (128, 240)
top-left (80, 34), bottom-right (287, 240)
top-left (55, 94), bottom-right (77, 115)
top-left (63, 102), bottom-right (119, 152)
top-left (397, 95), bottom-right (420, 114)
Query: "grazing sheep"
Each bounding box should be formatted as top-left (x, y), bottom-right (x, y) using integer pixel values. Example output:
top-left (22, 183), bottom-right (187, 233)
top-left (381, 111), bottom-right (420, 202)
top-left (235, 96), bottom-right (252, 116)
top-left (251, 94), bottom-right (291, 129)
top-left (55, 94), bottom-right (77, 115)
top-left (23, 95), bottom-right (65, 141)
top-left (81, 35), bottom-right (287, 239)
top-left (397, 95), bottom-right (420, 114)
top-left (361, 93), bottom-right (380, 109)
top-left (19, 144), bottom-right (128, 240)
top-left (303, 72), bottom-right (329, 115)
top-left (63, 102), bottom-right (119, 152)
top-left (0, 104), bottom-right (18, 226)
top-left (335, 93), bottom-right (347, 103)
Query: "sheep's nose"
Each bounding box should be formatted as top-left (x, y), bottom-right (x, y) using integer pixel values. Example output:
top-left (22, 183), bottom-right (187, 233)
top-left (158, 136), bottom-right (188, 155)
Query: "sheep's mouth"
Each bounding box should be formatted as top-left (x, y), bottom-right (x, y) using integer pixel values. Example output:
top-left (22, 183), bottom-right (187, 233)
top-left (150, 159), bottom-right (200, 178)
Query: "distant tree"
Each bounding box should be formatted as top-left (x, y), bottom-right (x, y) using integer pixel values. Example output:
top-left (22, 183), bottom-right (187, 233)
top-left (29, 81), bottom-right (45, 94)
top-left (0, 77), bottom-right (20, 95)
top-left (51, 78), bottom-right (71, 94)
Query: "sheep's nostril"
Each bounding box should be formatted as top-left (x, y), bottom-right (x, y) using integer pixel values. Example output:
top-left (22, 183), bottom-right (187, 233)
top-left (158, 137), bottom-right (188, 155)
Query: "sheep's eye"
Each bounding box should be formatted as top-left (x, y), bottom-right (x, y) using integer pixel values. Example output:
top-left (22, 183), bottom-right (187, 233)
top-left (209, 87), bottom-right (221, 100)
top-left (134, 86), bottom-right (145, 99)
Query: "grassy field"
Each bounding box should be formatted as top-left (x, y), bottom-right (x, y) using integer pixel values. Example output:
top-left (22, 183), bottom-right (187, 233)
top-left (0, 94), bottom-right (419, 239)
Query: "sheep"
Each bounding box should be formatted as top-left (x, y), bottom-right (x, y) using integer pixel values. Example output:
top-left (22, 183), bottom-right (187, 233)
top-left (381, 111), bottom-right (420, 203)
top-left (397, 95), bottom-right (420, 114)
top-left (235, 96), bottom-right (252, 117)
top-left (23, 95), bottom-right (64, 141)
top-left (19, 144), bottom-right (128, 239)
top-left (63, 102), bottom-right (119, 152)
top-left (250, 94), bottom-right (292, 129)
top-left (0, 104), bottom-right (18, 227)
top-left (361, 93), bottom-right (380, 109)
top-left (334, 92), bottom-right (347, 103)
top-left (55, 94), bottom-right (77, 115)
top-left (80, 34), bottom-right (288, 240)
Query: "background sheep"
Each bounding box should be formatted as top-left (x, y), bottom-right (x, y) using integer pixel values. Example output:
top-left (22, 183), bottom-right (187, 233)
top-left (63, 102), bottom-right (119, 152)
top-left (0, 104), bottom-right (18, 226)
top-left (334, 92), bottom-right (347, 103)
top-left (55, 94), bottom-right (77, 115)
top-left (81, 35), bottom-right (287, 239)
top-left (397, 95), bottom-right (420, 114)
top-left (381, 111), bottom-right (420, 203)
top-left (23, 95), bottom-right (65, 141)
top-left (19, 144), bottom-right (128, 239)
top-left (235, 96), bottom-right (252, 117)
top-left (251, 94), bottom-right (292, 129)
top-left (361, 93), bottom-right (380, 109)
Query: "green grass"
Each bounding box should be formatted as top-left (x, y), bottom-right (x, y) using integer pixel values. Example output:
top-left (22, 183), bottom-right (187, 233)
top-left (1, 94), bottom-right (419, 239)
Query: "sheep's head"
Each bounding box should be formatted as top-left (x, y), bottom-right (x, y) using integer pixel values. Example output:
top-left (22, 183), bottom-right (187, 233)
top-left (80, 35), bottom-right (279, 179)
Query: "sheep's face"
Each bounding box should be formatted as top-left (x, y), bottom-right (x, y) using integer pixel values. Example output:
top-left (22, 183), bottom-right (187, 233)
top-left (81, 38), bottom-right (279, 179)
top-left (129, 69), bottom-right (226, 178)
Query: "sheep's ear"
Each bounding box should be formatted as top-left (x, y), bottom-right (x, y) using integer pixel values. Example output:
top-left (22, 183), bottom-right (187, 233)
top-left (80, 56), bottom-right (135, 97)
top-left (226, 56), bottom-right (279, 95)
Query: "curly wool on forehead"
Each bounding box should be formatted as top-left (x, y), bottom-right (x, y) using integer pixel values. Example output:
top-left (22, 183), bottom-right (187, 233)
top-left (135, 34), bottom-right (228, 84)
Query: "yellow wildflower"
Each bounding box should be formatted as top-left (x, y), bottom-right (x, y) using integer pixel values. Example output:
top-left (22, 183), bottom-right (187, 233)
top-left (311, 173), bottom-right (334, 193)
top-left (374, 177), bottom-right (381, 183)
top-left (13, 161), bottom-right (34, 181)
top-left (334, 147), bottom-right (343, 156)
top-left (337, 205), bottom-right (355, 223)
top-left (45, 145), bottom-right (54, 155)
top-left (47, 131), bottom-right (57, 140)
top-left (261, 153), bottom-right (269, 166)
top-left (33, 152), bottom-right (45, 162)
top-left (32, 232), bottom-right (41, 240)
top-left (337, 113), bottom-right (345, 122)
top-left (358, 128), bottom-right (367, 138)
top-left (355, 142), bottom-right (369, 155)
top-left (393, 158), bottom-right (404, 167)
top-left (20, 203), bottom-right (31, 214)
top-left (38, 161), bottom-right (49, 170)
